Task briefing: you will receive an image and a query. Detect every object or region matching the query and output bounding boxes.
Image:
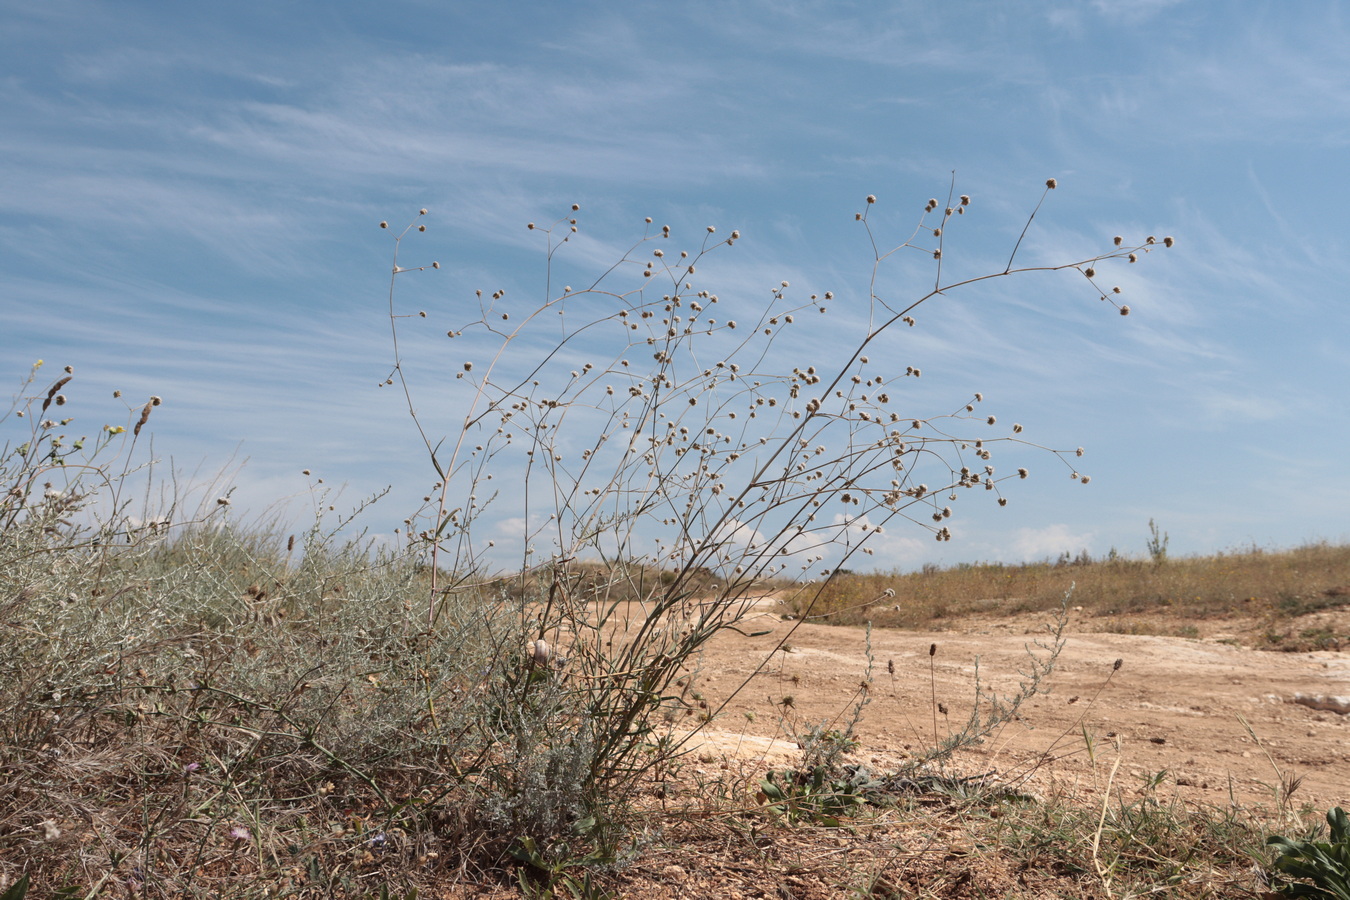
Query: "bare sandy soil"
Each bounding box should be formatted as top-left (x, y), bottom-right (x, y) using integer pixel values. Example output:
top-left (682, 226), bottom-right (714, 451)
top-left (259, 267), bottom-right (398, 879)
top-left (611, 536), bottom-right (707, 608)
top-left (439, 600), bottom-right (1348, 898)
top-left (673, 599), bottom-right (1350, 809)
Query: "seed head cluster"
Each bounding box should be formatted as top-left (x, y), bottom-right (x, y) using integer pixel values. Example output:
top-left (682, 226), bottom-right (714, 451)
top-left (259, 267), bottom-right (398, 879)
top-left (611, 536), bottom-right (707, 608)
top-left (376, 185), bottom-right (1155, 595)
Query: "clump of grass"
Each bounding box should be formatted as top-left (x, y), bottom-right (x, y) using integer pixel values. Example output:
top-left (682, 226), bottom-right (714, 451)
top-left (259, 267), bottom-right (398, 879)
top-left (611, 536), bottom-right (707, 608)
top-left (709, 731), bottom-right (1290, 898)
top-left (968, 780), bottom-right (1287, 898)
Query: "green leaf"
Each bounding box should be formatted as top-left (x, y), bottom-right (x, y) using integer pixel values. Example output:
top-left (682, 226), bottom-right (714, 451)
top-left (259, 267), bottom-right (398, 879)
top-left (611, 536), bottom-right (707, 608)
top-left (0, 876), bottom-right (30, 900)
top-left (1267, 808), bottom-right (1350, 900)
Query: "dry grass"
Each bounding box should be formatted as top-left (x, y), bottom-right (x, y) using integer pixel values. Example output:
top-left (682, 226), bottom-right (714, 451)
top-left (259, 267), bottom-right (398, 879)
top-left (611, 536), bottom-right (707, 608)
top-left (608, 773), bottom-right (1291, 900)
top-left (786, 542), bottom-right (1350, 649)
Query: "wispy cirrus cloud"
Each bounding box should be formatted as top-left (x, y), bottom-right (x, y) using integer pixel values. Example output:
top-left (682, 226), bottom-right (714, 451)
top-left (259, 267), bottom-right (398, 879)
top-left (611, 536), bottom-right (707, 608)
top-left (4, 0), bottom-right (1348, 567)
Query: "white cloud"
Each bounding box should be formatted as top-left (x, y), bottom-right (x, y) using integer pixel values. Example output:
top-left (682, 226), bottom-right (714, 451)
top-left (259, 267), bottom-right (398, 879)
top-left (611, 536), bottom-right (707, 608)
top-left (1006, 524), bottom-right (1095, 562)
top-left (1090, 0), bottom-right (1186, 21)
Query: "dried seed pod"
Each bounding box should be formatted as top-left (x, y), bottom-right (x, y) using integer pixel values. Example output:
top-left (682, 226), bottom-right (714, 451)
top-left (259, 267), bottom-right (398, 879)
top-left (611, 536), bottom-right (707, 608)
top-left (42, 376), bottom-right (72, 412)
top-left (133, 400), bottom-right (155, 436)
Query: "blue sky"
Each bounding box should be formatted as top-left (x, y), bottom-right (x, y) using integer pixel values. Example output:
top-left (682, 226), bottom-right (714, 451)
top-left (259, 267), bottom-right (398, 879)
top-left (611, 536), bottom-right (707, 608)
top-left (3, 0), bottom-right (1348, 572)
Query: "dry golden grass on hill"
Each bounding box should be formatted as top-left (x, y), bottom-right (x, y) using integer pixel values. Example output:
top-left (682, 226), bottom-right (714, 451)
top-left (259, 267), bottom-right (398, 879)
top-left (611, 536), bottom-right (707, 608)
top-left (786, 542), bottom-right (1350, 651)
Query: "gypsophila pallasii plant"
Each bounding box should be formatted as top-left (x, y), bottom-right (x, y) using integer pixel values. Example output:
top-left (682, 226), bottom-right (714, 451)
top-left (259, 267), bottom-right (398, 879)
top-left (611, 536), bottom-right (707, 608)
top-left (381, 178), bottom-right (1174, 842)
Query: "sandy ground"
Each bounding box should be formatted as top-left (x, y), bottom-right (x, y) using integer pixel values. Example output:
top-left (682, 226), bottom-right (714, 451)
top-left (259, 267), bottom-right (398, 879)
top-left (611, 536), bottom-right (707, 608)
top-left (657, 599), bottom-right (1350, 809)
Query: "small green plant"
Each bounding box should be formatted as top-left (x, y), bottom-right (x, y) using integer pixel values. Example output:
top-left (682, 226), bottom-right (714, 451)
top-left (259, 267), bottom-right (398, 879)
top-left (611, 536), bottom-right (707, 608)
top-left (799, 726), bottom-right (860, 760)
top-left (1147, 517), bottom-right (1170, 564)
top-left (0, 876), bottom-right (29, 900)
top-left (757, 766), bottom-right (876, 826)
top-left (1266, 807), bottom-right (1350, 899)
top-left (510, 828), bottom-right (620, 899)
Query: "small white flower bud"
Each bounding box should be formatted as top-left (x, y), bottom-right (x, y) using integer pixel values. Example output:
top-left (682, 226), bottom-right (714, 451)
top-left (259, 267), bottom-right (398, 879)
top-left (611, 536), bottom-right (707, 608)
top-left (529, 639), bottom-right (550, 665)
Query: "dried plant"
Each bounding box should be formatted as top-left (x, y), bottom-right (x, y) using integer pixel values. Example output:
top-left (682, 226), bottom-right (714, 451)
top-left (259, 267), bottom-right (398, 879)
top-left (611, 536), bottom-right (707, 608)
top-left (380, 179), bottom-right (1172, 839)
top-left (0, 178), bottom-right (1177, 894)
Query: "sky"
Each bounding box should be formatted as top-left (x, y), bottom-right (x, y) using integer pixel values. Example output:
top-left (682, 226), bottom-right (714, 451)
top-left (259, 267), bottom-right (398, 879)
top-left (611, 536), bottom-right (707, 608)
top-left (3, 0), bottom-right (1348, 574)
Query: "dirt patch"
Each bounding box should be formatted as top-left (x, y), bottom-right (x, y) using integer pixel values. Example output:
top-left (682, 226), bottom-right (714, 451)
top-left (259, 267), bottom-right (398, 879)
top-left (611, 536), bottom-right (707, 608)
top-left (664, 600), bottom-right (1350, 809)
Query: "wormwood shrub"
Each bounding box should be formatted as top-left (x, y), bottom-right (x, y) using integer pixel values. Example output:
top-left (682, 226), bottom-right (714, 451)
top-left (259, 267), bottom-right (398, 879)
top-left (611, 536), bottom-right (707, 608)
top-left (382, 181), bottom-right (1172, 858)
top-left (0, 368), bottom-right (522, 894)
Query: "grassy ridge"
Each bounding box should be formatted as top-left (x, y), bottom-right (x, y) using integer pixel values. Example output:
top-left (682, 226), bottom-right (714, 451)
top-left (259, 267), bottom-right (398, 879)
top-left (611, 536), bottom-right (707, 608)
top-left (787, 542), bottom-right (1350, 649)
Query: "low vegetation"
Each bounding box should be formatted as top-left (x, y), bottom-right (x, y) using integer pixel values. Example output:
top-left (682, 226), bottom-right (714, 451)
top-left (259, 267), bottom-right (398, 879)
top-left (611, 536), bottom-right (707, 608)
top-left (3, 498), bottom-right (1340, 898)
top-left (4, 183), bottom-right (1343, 897)
top-left (788, 542), bottom-right (1350, 650)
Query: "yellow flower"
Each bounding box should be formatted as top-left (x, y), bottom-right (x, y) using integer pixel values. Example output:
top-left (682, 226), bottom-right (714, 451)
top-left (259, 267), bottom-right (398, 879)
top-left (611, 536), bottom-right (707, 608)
top-left (105, 425), bottom-right (126, 434)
